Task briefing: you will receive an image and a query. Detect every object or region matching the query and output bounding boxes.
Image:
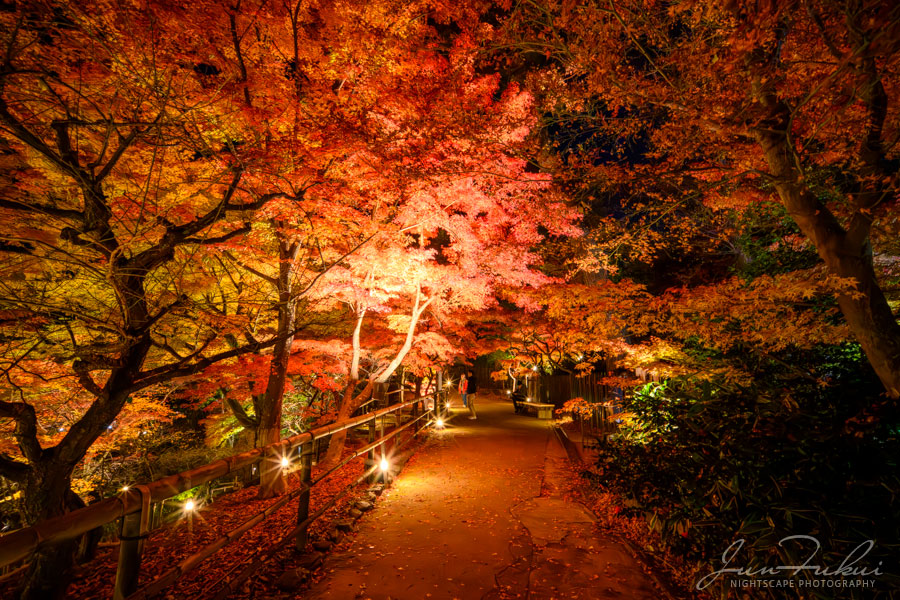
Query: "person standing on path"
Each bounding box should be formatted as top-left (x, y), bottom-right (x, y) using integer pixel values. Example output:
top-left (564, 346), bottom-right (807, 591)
top-left (458, 374), bottom-right (468, 408)
top-left (466, 369), bottom-right (478, 420)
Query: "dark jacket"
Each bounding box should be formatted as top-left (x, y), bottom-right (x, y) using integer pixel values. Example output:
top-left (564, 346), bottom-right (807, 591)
top-left (466, 374), bottom-right (478, 394)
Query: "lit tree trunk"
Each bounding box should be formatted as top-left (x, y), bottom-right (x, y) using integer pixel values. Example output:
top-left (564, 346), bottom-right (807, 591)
top-left (320, 309), bottom-right (370, 466)
top-left (255, 239), bottom-right (300, 498)
top-left (320, 379), bottom-right (375, 466)
top-left (754, 84), bottom-right (900, 399)
top-left (377, 284), bottom-right (432, 380)
top-left (321, 284), bottom-right (433, 465)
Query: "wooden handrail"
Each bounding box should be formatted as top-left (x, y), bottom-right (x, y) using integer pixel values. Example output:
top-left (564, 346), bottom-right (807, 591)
top-left (125, 409), bottom-right (432, 600)
top-left (0, 396), bottom-right (427, 568)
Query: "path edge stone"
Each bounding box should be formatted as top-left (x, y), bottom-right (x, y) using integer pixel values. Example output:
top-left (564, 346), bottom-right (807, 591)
top-left (551, 424), bottom-right (686, 600)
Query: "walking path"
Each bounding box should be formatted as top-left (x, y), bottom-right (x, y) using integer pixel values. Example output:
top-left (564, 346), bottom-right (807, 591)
top-left (305, 392), bottom-right (661, 600)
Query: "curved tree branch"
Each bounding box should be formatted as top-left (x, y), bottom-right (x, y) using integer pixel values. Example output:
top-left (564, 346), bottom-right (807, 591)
top-left (0, 400), bottom-right (42, 464)
top-left (225, 396), bottom-right (259, 429)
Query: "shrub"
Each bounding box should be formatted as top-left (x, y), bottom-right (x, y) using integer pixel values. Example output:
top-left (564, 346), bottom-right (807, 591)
top-left (590, 351), bottom-right (899, 598)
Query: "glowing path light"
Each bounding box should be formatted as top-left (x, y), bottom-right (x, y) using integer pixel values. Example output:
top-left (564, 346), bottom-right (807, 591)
top-left (379, 457), bottom-right (390, 472)
top-left (280, 456), bottom-right (290, 468)
top-left (436, 417), bottom-right (444, 428)
top-left (183, 499), bottom-right (196, 512)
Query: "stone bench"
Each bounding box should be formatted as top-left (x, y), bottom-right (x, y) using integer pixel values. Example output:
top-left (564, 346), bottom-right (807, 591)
top-left (520, 402), bottom-right (555, 420)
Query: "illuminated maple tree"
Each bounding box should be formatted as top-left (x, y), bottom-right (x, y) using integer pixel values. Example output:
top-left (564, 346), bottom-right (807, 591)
top-left (2, 0), bottom-right (580, 594)
top-left (0, 6), bottom-right (579, 592)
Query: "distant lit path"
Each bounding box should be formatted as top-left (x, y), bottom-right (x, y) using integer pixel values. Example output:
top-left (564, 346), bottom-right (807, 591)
top-left (304, 393), bottom-right (660, 600)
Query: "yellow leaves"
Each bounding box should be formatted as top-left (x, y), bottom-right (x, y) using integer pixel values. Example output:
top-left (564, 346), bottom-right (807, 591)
top-left (203, 410), bottom-right (247, 449)
top-left (619, 338), bottom-right (692, 379)
top-left (385, 313), bottom-right (413, 333)
top-left (650, 268), bottom-right (852, 353)
top-left (821, 275), bottom-right (866, 301)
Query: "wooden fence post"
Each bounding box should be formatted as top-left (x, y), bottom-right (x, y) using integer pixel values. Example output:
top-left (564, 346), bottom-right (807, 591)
top-left (374, 383), bottom-right (388, 482)
top-left (366, 411), bottom-right (377, 483)
top-left (113, 485), bottom-right (151, 600)
top-left (436, 371), bottom-right (443, 419)
top-left (294, 444), bottom-right (313, 552)
top-left (399, 368), bottom-right (405, 429)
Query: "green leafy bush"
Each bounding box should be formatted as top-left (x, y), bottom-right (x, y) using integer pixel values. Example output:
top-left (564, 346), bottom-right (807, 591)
top-left (590, 347), bottom-right (899, 598)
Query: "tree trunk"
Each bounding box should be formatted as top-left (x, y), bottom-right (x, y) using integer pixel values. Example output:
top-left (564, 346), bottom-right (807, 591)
top-left (17, 466), bottom-right (85, 600)
top-left (256, 241), bottom-right (299, 498)
top-left (320, 380), bottom-right (374, 466)
top-left (320, 283), bottom-right (432, 465)
top-left (755, 119), bottom-right (900, 399)
top-left (255, 308), bottom-right (293, 497)
top-left (13, 340), bottom-right (151, 599)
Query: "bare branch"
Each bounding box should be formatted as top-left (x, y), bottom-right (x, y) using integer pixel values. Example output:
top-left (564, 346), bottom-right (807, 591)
top-left (0, 197), bottom-right (82, 220)
top-left (0, 97), bottom-right (81, 179)
top-left (225, 396), bottom-right (259, 429)
top-left (95, 126), bottom-right (143, 182)
top-left (185, 223), bottom-right (252, 246)
top-left (223, 250), bottom-right (277, 285)
top-left (0, 454), bottom-right (30, 482)
top-left (0, 400), bottom-right (42, 464)
top-left (129, 321), bottom-right (313, 391)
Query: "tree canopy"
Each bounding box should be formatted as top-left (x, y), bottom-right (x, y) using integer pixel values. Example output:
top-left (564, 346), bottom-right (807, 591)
top-left (1, 1), bottom-right (898, 598)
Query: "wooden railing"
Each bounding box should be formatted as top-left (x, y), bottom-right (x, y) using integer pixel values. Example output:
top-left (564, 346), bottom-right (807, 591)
top-left (0, 392), bottom-right (439, 599)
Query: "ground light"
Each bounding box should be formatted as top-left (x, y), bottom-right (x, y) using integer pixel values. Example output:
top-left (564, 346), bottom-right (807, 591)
top-left (379, 457), bottom-right (390, 472)
top-left (280, 456), bottom-right (290, 468)
top-left (436, 417), bottom-right (444, 428)
top-left (183, 499), bottom-right (196, 513)
top-left (120, 485), bottom-right (129, 492)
